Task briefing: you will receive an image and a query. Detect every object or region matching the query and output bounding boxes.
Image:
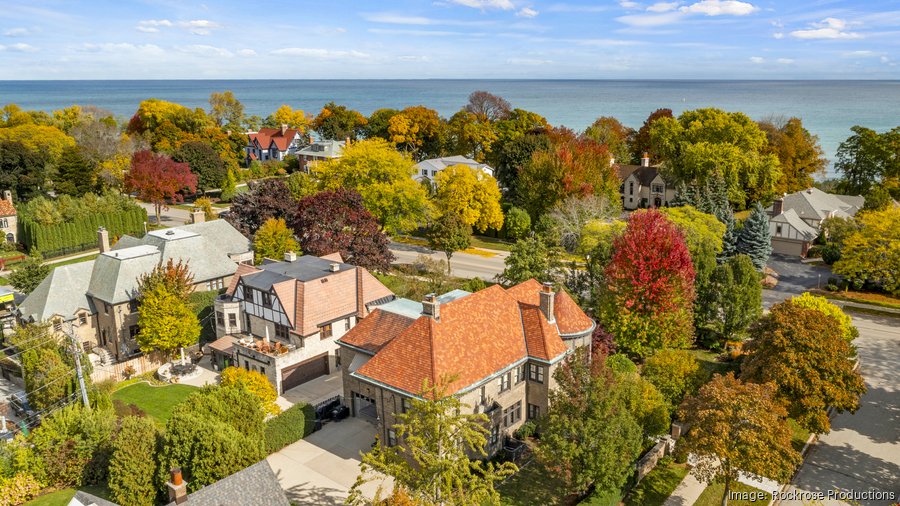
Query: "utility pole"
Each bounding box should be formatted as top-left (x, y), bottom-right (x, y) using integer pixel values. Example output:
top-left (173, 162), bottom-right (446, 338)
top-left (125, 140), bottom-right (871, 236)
top-left (64, 317), bottom-right (91, 410)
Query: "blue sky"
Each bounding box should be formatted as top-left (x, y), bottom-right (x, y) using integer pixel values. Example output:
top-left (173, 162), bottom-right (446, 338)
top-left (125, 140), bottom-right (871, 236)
top-left (1, 0), bottom-right (898, 79)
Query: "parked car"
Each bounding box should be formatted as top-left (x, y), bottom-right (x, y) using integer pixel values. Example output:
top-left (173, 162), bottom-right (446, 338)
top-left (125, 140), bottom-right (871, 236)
top-left (9, 392), bottom-right (35, 420)
top-left (330, 404), bottom-right (350, 421)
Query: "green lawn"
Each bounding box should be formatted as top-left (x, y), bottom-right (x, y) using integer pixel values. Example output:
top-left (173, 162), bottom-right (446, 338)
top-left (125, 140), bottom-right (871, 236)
top-left (694, 482), bottom-right (771, 506)
top-left (624, 460), bottom-right (690, 506)
top-left (689, 349), bottom-right (739, 382)
top-left (111, 382), bottom-right (198, 424)
top-left (470, 235), bottom-right (514, 252)
top-left (789, 418), bottom-right (813, 453)
top-left (25, 485), bottom-right (111, 506)
top-left (499, 461), bottom-right (572, 506)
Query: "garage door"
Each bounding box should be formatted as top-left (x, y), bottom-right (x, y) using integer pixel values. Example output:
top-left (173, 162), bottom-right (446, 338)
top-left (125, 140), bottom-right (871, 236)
top-left (281, 353), bottom-right (329, 393)
top-left (772, 238), bottom-right (805, 256)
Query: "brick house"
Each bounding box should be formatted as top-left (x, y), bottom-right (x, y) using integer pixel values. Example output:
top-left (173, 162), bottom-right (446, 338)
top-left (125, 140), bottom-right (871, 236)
top-left (210, 252), bottom-right (394, 393)
top-left (0, 190), bottom-right (17, 244)
top-left (336, 280), bottom-right (594, 455)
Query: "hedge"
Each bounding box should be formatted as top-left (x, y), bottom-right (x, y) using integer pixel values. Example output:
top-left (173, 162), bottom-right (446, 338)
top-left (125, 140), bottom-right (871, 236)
top-left (19, 207), bottom-right (148, 256)
top-left (264, 403), bottom-right (316, 453)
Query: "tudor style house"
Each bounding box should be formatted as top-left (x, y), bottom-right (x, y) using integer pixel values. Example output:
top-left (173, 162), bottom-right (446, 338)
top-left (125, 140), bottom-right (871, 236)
top-left (767, 187), bottom-right (865, 256)
top-left (17, 217), bottom-right (252, 363)
top-left (337, 279), bottom-right (594, 455)
top-left (413, 155), bottom-right (495, 187)
top-left (209, 252), bottom-right (394, 393)
top-left (0, 190), bottom-right (17, 244)
top-left (617, 155), bottom-right (676, 210)
top-left (245, 125), bottom-right (304, 165)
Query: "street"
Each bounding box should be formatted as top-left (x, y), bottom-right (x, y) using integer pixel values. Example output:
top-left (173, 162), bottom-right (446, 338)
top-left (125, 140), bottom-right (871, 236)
top-left (389, 241), bottom-right (507, 281)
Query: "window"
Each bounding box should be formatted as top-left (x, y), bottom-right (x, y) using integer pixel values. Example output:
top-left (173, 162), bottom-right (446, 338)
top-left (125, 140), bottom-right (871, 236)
top-left (0, 218), bottom-right (6, 228)
top-left (629, 182), bottom-right (634, 195)
top-left (515, 364), bottom-right (526, 384)
top-left (528, 403), bottom-right (540, 420)
top-left (275, 324), bottom-right (289, 341)
top-left (79, 314), bottom-right (87, 326)
top-left (245, 287), bottom-right (254, 301)
top-left (128, 299), bottom-right (139, 312)
top-left (53, 320), bottom-right (62, 332)
top-left (388, 429), bottom-right (397, 447)
top-left (619, 183), bottom-right (625, 193)
top-left (490, 425), bottom-right (500, 445)
top-left (129, 325), bottom-right (139, 339)
top-left (345, 317), bottom-right (351, 331)
top-left (431, 170), bottom-right (437, 176)
top-left (320, 323), bottom-right (333, 339)
top-left (776, 224), bottom-right (783, 236)
top-left (216, 311), bottom-right (225, 327)
top-left (652, 184), bottom-right (664, 193)
top-left (401, 398), bottom-right (411, 413)
top-left (206, 278), bottom-right (224, 291)
top-left (421, 169), bottom-right (427, 176)
top-left (503, 401), bottom-right (522, 427)
top-left (261, 292), bottom-right (272, 308)
top-left (529, 364), bottom-right (544, 383)
top-left (499, 372), bottom-right (511, 392)
top-left (228, 313), bottom-right (237, 327)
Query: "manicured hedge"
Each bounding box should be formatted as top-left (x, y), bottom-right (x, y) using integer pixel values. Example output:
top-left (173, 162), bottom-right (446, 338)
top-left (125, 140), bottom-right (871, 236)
top-left (20, 207), bottom-right (148, 256)
top-left (264, 402), bottom-right (316, 453)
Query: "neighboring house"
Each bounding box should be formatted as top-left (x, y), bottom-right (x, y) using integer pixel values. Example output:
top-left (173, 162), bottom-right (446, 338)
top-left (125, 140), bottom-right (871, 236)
top-left (245, 125), bottom-right (304, 165)
top-left (209, 252), bottom-right (394, 393)
top-left (337, 279), bottom-right (594, 456)
top-left (297, 138), bottom-right (345, 172)
top-left (18, 218), bottom-right (252, 362)
top-left (767, 187), bottom-right (865, 256)
top-left (617, 155), bottom-right (676, 210)
top-left (0, 190), bottom-right (16, 244)
top-left (413, 155), bottom-right (495, 186)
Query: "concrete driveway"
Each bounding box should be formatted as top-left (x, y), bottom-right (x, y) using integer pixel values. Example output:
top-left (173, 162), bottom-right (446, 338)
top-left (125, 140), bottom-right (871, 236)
top-left (782, 312), bottom-right (900, 505)
top-left (267, 417), bottom-right (391, 505)
top-left (763, 254), bottom-right (834, 309)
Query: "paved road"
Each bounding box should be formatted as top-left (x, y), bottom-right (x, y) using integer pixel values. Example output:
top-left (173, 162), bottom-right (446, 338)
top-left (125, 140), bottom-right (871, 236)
top-left (782, 312), bottom-right (900, 506)
top-left (389, 242), bottom-right (507, 281)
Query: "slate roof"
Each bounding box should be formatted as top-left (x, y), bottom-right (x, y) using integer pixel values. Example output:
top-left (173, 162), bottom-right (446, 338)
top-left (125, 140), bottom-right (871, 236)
top-left (17, 260), bottom-right (97, 322)
top-left (620, 165), bottom-right (670, 186)
top-left (297, 139), bottom-right (345, 159)
top-left (773, 187), bottom-right (865, 222)
top-left (616, 164), bottom-right (640, 181)
top-left (87, 245), bottom-right (161, 305)
top-left (771, 208), bottom-right (819, 241)
top-left (165, 460), bottom-right (290, 506)
top-left (415, 155), bottom-right (494, 177)
top-left (69, 490), bottom-right (119, 506)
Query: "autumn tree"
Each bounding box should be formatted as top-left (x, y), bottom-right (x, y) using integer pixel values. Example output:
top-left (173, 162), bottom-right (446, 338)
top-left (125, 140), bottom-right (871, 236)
top-left (348, 379), bottom-right (517, 506)
top-left (284, 171), bottom-right (319, 201)
top-left (759, 117), bottom-right (827, 194)
top-left (494, 129), bottom-right (551, 199)
top-left (833, 206), bottom-right (900, 295)
top-left (835, 125), bottom-right (900, 196)
top-left (364, 108), bottom-right (400, 140)
top-left (225, 178), bottom-right (296, 237)
top-left (136, 259), bottom-right (200, 356)
top-left (292, 190), bottom-right (393, 271)
top-left (504, 206), bottom-right (531, 240)
top-left (735, 202), bottom-right (772, 270)
top-left (387, 105), bottom-right (445, 160)
top-left (125, 150), bottom-right (197, 225)
top-left (641, 349), bottom-right (703, 408)
top-left (173, 141), bottom-right (227, 192)
top-left (428, 212), bottom-right (471, 272)
top-left (464, 91), bottom-right (512, 122)
top-left (220, 366), bottom-right (280, 416)
top-left (630, 108), bottom-right (672, 164)
top-left (445, 110), bottom-right (498, 162)
top-left (678, 373), bottom-right (800, 506)
top-left (790, 292), bottom-right (858, 341)
top-left (263, 104), bottom-right (309, 131)
top-left (584, 116), bottom-right (634, 165)
top-left (434, 164), bottom-right (503, 233)
top-left (313, 138), bottom-right (431, 233)
top-left (208, 91), bottom-right (244, 128)
top-left (138, 258), bottom-right (194, 300)
top-left (253, 217), bottom-right (299, 265)
top-left (599, 210), bottom-right (695, 357)
top-left (11, 323), bottom-right (78, 412)
top-left (741, 301), bottom-right (866, 433)
top-left (703, 254), bottom-right (762, 346)
top-left (312, 101), bottom-right (367, 140)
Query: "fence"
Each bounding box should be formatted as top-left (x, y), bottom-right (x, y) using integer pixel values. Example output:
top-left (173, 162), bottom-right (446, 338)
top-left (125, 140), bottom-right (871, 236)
top-left (90, 351), bottom-right (168, 383)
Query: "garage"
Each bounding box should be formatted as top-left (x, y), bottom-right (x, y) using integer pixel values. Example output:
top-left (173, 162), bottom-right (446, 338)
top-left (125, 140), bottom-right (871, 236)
top-left (280, 353), bottom-right (329, 393)
top-left (771, 238), bottom-right (807, 257)
top-left (352, 392), bottom-right (377, 420)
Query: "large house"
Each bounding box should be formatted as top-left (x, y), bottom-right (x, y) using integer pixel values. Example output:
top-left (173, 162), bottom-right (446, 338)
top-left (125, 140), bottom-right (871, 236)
top-left (17, 217), bottom-right (252, 362)
top-left (245, 125), bottom-right (304, 165)
top-left (0, 190), bottom-right (16, 244)
top-left (413, 155), bottom-right (495, 186)
top-left (297, 139), bottom-right (345, 172)
top-left (617, 155), bottom-right (676, 210)
top-left (767, 187), bottom-right (865, 256)
top-left (337, 279), bottom-right (594, 455)
top-left (209, 252), bottom-right (394, 393)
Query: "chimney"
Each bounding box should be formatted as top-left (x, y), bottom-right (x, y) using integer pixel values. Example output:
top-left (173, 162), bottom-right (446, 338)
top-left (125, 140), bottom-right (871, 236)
top-left (190, 208), bottom-right (205, 224)
top-left (167, 468), bottom-right (188, 505)
top-left (280, 124), bottom-right (288, 135)
top-left (422, 293), bottom-right (440, 321)
top-left (345, 136), bottom-right (350, 146)
top-left (329, 262), bottom-right (340, 272)
top-left (641, 153), bottom-right (650, 167)
top-left (2, 190), bottom-right (10, 203)
top-left (284, 251), bottom-right (297, 262)
top-left (772, 197), bottom-right (784, 216)
top-left (98, 227), bottom-right (110, 253)
top-left (539, 282), bottom-right (555, 324)
top-left (308, 134), bottom-right (314, 145)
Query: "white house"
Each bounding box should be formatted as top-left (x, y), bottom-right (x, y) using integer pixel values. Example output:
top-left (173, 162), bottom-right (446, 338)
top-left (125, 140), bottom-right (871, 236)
top-left (245, 125), bottom-right (304, 165)
top-left (414, 155), bottom-right (495, 186)
top-left (767, 187), bottom-right (865, 256)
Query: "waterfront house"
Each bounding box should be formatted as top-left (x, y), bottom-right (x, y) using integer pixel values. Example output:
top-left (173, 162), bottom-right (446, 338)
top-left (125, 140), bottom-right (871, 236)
top-left (617, 154), bottom-right (676, 210)
top-left (297, 138), bottom-right (345, 172)
top-left (413, 155), bottom-right (495, 187)
top-left (767, 187), bottom-right (865, 256)
top-left (245, 125), bottom-right (304, 165)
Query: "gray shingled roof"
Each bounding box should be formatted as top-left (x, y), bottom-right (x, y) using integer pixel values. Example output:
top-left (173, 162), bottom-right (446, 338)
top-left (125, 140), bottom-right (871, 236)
top-left (69, 490), bottom-right (119, 506)
top-left (165, 460), bottom-right (289, 506)
top-left (415, 155), bottom-right (494, 177)
top-left (771, 208), bottom-right (819, 241)
top-left (257, 255), bottom-right (354, 282)
top-left (775, 187), bottom-right (865, 222)
top-left (87, 245), bottom-right (161, 305)
top-left (18, 261), bottom-right (97, 322)
top-left (297, 139), bottom-right (345, 159)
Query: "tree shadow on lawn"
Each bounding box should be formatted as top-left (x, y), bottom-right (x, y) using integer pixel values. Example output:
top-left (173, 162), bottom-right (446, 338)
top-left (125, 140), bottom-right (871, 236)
top-left (499, 460), bottom-right (579, 506)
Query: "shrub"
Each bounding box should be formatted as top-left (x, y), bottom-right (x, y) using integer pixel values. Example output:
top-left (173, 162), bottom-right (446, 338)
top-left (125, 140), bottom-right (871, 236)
top-left (462, 277), bottom-right (486, 292)
top-left (825, 283), bottom-right (839, 292)
top-left (264, 403), bottom-right (316, 453)
top-left (790, 293), bottom-right (859, 341)
top-left (220, 367), bottom-right (280, 416)
top-left (0, 472), bottom-right (42, 505)
top-left (606, 354), bottom-right (637, 375)
top-left (108, 417), bottom-right (160, 506)
top-left (514, 420), bottom-right (537, 440)
top-left (821, 244), bottom-right (841, 265)
top-left (642, 349), bottom-right (703, 408)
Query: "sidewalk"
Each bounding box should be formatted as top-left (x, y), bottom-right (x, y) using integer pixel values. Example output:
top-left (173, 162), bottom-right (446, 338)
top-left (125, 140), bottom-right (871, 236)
top-left (663, 472), bottom-right (706, 506)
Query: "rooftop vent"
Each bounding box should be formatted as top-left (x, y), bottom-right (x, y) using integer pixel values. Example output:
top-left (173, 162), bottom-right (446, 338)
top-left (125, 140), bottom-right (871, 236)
top-left (166, 230), bottom-right (175, 236)
top-left (330, 263), bottom-right (340, 272)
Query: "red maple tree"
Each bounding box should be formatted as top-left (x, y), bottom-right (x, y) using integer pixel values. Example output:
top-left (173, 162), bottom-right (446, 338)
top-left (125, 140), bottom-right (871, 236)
top-left (125, 150), bottom-right (198, 225)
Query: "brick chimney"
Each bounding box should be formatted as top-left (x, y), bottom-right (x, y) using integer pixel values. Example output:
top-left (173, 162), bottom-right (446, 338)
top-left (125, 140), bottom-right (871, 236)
top-left (539, 282), bottom-right (555, 324)
top-left (772, 197), bottom-right (784, 216)
top-left (641, 153), bottom-right (650, 167)
top-left (97, 227), bottom-right (110, 253)
top-left (284, 251), bottom-right (297, 262)
top-left (308, 134), bottom-right (314, 145)
top-left (422, 293), bottom-right (440, 321)
top-left (190, 208), bottom-right (205, 224)
top-left (167, 468), bottom-right (188, 505)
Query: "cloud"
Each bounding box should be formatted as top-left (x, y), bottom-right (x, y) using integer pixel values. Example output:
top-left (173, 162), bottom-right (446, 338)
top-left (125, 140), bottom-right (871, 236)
top-left (136, 19), bottom-right (173, 33)
top-left (619, 0), bottom-right (640, 8)
top-left (517, 7), bottom-right (539, 18)
top-left (270, 47), bottom-right (370, 59)
top-left (544, 3), bottom-right (608, 13)
top-left (79, 43), bottom-right (164, 55)
top-left (4, 28), bottom-right (29, 37)
top-left (507, 57), bottom-right (553, 65)
top-left (181, 19), bottom-right (221, 35)
top-left (776, 58), bottom-right (794, 64)
top-left (647, 2), bottom-right (680, 12)
top-left (237, 49), bottom-right (257, 57)
top-left (364, 13), bottom-right (492, 26)
top-left (397, 55), bottom-right (431, 62)
top-left (749, 56), bottom-right (764, 63)
top-left (790, 17), bottom-right (861, 40)
top-left (616, 11), bottom-right (684, 27)
top-left (679, 0), bottom-right (757, 16)
top-left (572, 38), bottom-right (644, 46)
top-left (773, 32), bottom-right (784, 39)
top-left (176, 44), bottom-right (233, 57)
top-left (446, 0), bottom-right (514, 10)
top-left (368, 28), bottom-right (474, 37)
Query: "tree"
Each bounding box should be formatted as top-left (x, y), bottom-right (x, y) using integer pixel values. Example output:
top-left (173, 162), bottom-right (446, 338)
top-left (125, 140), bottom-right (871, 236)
top-left (759, 117), bottom-right (827, 194)
top-left (641, 349), bottom-right (703, 408)
top-left (220, 366), bottom-right (280, 416)
top-left (137, 285), bottom-right (201, 356)
top-left (494, 130), bottom-right (551, 199)
top-left (834, 125), bottom-right (897, 195)
top-left (314, 138), bottom-right (431, 234)
top-left (549, 194), bottom-right (620, 254)
top-left (833, 207), bottom-right (900, 295)
top-left (219, 169), bottom-right (237, 202)
top-left (790, 292), bottom-right (858, 341)
top-left (387, 105), bottom-right (445, 160)
top-left (173, 141), bottom-right (226, 192)
top-left (504, 206), bottom-right (531, 240)
top-left (599, 210), bottom-right (695, 358)
top-left (253, 217), bottom-right (299, 265)
top-left (735, 202), bottom-right (772, 270)
top-left (54, 145), bottom-right (97, 197)
top-left (138, 258), bottom-right (194, 301)
top-left (861, 184), bottom-right (892, 212)
top-left (464, 91), bottom-right (512, 122)
top-left (311, 101), bottom-right (367, 140)
top-left (498, 236), bottom-right (553, 285)
top-left (630, 108), bottom-right (673, 164)
top-left (537, 348), bottom-right (642, 497)
top-left (292, 190), bottom-right (393, 271)
top-left (704, 254), bottom-right (761, 346)
top-left (125, 150), bottom-right (197, 225)
top-left (263, 104), bottom-right (309, 131)
top-left (434, 164), bottom-right (504, 233)
top-left (284, 171), bottom-right (319, 201)
top-left (583, 116), bottom-right (633, 165)
top-left (741, 301), bottom-right (866, 433)
top-left (427, 212), bottom-right (471, 272)
top-left (678, 373), bottom-right (800, 506)
top-left (0, 140), bottom-right (49, 201)
top-left (9, 254), bottom-right (50, 295)
top-left (445, 110), bottom-right (497, 162)
top-left (351, 382), bottom-right (516, 506)
top-left (20, 338), bottom-right (72, 411)
top-left (108, 416), bottom-right (160, 506)
top-left (224, 178), bottom-right (296, 237)
top-left (0, 123), bottom-right (75, 165)
top-left (364, 108), bottom-right (400, 140)
top-left (193, 196), bottom-right (217, 222)
top-left (208, 91), bottom-right (244, 127)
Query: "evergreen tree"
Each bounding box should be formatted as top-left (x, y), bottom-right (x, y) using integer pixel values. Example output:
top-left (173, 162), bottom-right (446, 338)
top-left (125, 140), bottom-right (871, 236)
top-left (108, 416), bottom-right (160, 506)
top-left (54, 145), bottom-right (97, 196)
top-left (719, 212), bottom-right (739, 261)
top-left (220, 169), bottom-right (237, 202)
top-left (735, 202), bottom-right (772, 270)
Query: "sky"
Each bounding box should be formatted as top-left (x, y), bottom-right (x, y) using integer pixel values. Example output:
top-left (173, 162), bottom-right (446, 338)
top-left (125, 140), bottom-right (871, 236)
top-left (0, 0), bottom-right (898, 79)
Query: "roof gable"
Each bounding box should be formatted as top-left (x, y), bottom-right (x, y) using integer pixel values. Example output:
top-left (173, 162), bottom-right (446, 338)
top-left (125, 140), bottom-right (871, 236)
top-left (0, 198), bottom-right (15, 217)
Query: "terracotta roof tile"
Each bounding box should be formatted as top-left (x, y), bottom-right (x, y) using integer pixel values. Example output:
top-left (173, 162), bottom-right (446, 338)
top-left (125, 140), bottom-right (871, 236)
top-left (0, 198), bottom-right (16, 217)
top-left (248, 128), bottom-right (301, 152)
top-left (338, 308), bottom-right (416, 354)
top-left (519, 303), bottom-right (568, 361)
top-left (505, 279), bottom-right (594, 335)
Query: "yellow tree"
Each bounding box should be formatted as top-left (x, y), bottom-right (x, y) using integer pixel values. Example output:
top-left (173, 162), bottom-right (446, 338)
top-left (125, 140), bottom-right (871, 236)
top-left (434, 164), bottom-right (503, 233)
top-left (254, 217), bottom-right (300, 264)
top-left (220, 366), bottom-right (281, 416)
top-left (833, 206), bottom-right (900, 295)
top-left (388, 105), bottom-right (445, 160)
top-left (267, 104), bottom-right (309, 131)
top-left (0, 123), bottom-right (75, 163)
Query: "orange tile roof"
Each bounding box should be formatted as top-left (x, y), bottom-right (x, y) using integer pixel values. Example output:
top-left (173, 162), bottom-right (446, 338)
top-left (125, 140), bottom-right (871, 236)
top-left (0, 198), bottom-right (15, 217)
top-left (339, 308), bottom-right (415, 354)
top-left (519, 303), bottom-right (569, 361)
top-left (504, 279), bottom-right (594, 335)
top-left (248, 128), bottom-right (301, 152)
